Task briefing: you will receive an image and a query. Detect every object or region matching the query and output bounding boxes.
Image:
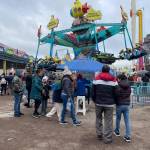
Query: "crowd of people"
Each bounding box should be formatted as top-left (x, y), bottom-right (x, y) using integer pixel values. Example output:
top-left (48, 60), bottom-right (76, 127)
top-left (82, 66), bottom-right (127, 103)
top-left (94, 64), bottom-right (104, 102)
top-left (1, 64), bottom-right (149, 144)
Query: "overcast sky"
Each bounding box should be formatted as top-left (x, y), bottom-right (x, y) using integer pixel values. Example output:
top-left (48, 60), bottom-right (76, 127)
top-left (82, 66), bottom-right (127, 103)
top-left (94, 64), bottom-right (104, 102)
top-left (0, 0), bottom-right (149, 60)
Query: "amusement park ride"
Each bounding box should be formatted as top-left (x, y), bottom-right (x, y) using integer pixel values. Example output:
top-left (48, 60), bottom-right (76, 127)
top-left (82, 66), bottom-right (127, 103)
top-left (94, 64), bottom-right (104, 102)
top-left (34, 0), bottom-right (147, 70)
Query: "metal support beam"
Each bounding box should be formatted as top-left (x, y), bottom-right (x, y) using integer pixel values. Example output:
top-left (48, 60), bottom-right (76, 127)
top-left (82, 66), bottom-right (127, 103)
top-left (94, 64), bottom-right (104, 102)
top-left (94, 26), bottom-right (99, 51)
top-left (51, 23), bottom-right (124, 36)
top-left (103, 41), bottom-right (106, 53)
top-left (125, 26), bottom-right (134, 49)
top-left (50, 29), bottom-right (54, 57)
top-left (123, 30), bottom-right (128, 49)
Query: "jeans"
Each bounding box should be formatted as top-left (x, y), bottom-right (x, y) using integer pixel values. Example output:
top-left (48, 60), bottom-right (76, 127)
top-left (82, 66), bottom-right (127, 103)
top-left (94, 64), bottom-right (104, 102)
top-left (61, 93), bottom-right (77, 123)
top-left (115, 105), bottom-right (131, 138)
top-left (14, 93), bottom-right (22, 115)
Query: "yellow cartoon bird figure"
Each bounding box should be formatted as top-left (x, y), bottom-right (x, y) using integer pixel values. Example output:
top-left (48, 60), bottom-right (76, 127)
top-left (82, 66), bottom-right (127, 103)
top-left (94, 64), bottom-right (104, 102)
top-left (70, 0), bottom-right (84, 18)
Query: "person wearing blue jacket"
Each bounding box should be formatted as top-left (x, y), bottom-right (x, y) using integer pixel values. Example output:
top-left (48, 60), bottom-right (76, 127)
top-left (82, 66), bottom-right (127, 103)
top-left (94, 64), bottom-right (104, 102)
top-left (75, 74), bottom-right (90, 107)
top-left (76, 74), bottom-right (90, 95)
top-left (46, 79), bottom-right (63, 121)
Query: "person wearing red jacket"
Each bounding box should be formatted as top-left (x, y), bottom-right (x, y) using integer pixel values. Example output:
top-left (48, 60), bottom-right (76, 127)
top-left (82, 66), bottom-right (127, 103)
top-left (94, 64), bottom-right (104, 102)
top-left (92, 65), bottom-right (117, 144)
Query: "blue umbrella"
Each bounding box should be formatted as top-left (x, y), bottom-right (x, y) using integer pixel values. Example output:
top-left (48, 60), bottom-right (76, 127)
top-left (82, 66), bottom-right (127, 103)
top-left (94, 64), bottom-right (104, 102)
top-left (57, 58), bottom-right (114, 74)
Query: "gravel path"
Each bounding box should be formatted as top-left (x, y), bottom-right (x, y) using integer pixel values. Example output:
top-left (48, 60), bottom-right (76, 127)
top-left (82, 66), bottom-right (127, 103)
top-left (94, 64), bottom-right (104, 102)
top-left (0, 96), bottom-right (150, 150)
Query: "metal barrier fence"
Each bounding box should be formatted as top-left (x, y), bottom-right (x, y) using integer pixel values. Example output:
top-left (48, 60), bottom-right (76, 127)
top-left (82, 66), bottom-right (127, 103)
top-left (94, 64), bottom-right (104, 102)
top-left (130, 81), bottom-right (150, 87)
top-left (131, 85), bottom-right (150, 107)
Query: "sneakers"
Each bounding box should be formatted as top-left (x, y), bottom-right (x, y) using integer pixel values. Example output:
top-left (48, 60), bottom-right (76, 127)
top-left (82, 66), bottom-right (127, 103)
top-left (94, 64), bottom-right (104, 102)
top-left (97, 135), bottom-right (103, 140)
top-left (36, 112), bottom-right (41, 116)
top-left (46, 114), bottom-right (52, 118)
top-left (114, 131), bottom-right (120, 137)
top-left (32, 112), bottom-right (40, 118)
top-left (14, 113), bottom-right (24, 117)
top-left (19, 112), bottom-right (24, 115)
top-left (114, 131), bottom-right (131, 142)
top-left (124, 136), bottom-right (131, 142)
top-left (73, 121), bottom-right (81, 126)
top-left (14, 114), bottom-right (21, 117)
top-left (59, 121), bottom-right (81, 126)
top-left (104, 140), bottom-right (112, 144)
top-left (59, 121), bottom-right (68, 125)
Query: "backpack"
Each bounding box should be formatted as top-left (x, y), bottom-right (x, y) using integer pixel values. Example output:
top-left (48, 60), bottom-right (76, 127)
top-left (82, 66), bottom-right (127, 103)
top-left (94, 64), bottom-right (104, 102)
top-left (0, 78), bottom-right (6, 84)
top-left (12, 76), bottom-right (21, 93)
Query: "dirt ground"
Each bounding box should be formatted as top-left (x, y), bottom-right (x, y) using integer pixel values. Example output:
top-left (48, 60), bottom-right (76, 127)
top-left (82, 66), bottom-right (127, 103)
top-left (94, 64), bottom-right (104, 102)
top-left (0, 96), bottom-right (150, 150)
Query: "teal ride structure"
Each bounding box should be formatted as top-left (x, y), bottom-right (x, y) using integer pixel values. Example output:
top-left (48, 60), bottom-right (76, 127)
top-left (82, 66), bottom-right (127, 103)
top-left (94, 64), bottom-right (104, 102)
top-left (38, 0), bottom-right (147, 65)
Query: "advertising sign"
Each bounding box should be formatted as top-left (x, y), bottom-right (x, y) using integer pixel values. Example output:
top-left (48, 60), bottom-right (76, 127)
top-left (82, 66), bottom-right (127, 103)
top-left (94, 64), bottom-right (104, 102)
top-left (6, 48), bottom-right (14, 55)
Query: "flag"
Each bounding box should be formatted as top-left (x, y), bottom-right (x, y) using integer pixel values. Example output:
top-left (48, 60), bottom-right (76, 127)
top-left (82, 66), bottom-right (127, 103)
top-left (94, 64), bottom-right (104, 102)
top-left (37, 25), bottom-right (42, 38)
top-left (130, 9), bottom-right (134, 18)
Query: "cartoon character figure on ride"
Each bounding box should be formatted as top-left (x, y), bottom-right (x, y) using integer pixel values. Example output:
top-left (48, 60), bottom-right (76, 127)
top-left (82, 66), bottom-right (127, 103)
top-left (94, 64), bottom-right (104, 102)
top-left (70, 0), bottom-right (90, 18)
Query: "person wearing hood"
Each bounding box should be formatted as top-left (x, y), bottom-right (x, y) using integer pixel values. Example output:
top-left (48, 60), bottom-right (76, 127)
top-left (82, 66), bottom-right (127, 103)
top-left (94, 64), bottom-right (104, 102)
top-left (60, 66), bottom-right (81, 126)
top-left (92, 65), bottom-right (117, 144)
top-left (114, 74), bottom-right (131, 142)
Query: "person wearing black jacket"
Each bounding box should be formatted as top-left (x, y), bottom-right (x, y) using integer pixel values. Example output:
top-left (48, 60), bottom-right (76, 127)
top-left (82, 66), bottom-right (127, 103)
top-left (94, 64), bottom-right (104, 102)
top-left (114, 74), bottom-right (131, 142)
top-left (41, 76), bottom-right (50, 116)
top-left (92, 65), bottom-right (117, 144)
top-left (25, 72), bottom-right (32, 108)
top-left (60, 67), bottom-right (81, 126)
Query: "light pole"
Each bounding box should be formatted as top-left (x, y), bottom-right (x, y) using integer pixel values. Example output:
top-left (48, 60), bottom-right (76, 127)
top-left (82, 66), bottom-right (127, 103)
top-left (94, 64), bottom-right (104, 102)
top-left (131, 0), bottom-right (136, 48)
top-left (131, 0), bottom-right (137, 70)
top-left (137, 9), bottom-right (144, 70)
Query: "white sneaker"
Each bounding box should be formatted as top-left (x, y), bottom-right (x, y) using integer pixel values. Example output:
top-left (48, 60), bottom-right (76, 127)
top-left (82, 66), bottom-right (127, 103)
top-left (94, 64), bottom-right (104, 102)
top-left (46, 114), bottom-right (52, 118)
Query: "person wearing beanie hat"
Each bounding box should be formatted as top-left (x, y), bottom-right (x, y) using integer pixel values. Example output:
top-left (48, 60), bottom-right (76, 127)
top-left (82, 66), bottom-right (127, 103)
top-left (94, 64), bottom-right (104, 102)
top-left (60, 66), bottom-right (81, 126)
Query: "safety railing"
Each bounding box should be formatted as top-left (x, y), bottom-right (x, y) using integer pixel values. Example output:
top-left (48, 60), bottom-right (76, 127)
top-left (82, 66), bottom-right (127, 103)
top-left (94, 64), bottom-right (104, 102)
top-left (131, 85), bottom-right (150, 108)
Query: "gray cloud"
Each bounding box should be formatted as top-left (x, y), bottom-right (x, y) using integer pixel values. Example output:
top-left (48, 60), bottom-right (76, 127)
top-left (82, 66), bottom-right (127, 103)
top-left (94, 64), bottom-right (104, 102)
top-left (0, 0), bottom-right (149, 58)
